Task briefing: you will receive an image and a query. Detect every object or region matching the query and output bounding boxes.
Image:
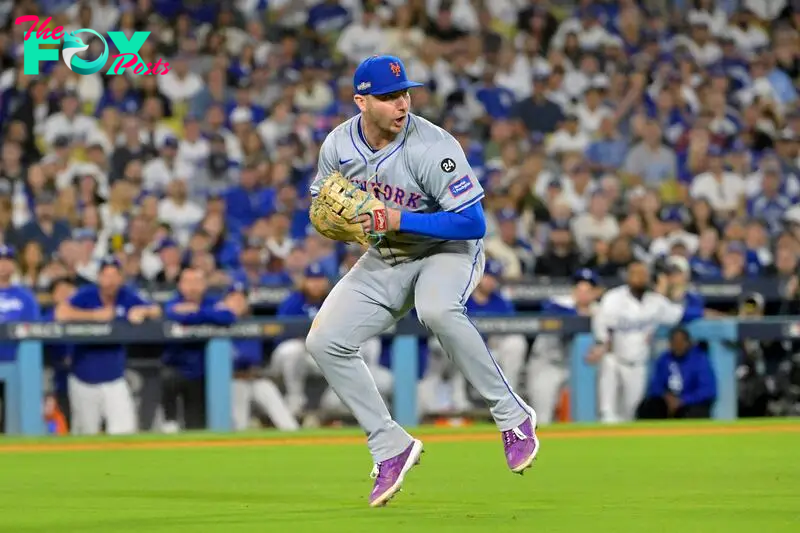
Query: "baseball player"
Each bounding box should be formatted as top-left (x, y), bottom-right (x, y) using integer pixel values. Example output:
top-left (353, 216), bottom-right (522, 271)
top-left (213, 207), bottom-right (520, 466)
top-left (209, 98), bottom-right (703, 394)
top-left (55, 256), bottom-right (162, 435)
top-left (225, 280), bottom-right (299, 432)
top-left (161, 267), bottom-right (237, 431)
top-left (43, 277), bottom-right (77, 426)
top-left (527, 269), bottom-right (600, 425)
top-left (270, 262), bottom-right (390, 416)
top-left (420, 258), bottom-right (526, 415)
top-left (306, 55), bottom-right (538, 507)
top-left (0, 245), bottom-right (40, 432)
top-left (587, 261), bottom-right (687, 424)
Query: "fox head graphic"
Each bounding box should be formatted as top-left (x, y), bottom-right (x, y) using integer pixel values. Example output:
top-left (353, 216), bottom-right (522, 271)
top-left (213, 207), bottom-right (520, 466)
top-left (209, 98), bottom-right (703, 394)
top-left (62, 32), bottom-right (90, 72)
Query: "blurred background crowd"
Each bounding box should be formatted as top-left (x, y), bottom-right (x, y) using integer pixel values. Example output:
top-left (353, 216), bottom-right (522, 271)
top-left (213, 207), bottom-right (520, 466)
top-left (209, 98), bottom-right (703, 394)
top-left (1, 0), bottom-right (800, 432)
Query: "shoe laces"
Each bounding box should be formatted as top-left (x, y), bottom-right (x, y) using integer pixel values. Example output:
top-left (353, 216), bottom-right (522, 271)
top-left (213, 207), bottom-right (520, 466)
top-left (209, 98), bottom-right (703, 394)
top-left (503, 427), bottom-right (528, 447)
top-left (370, 463), bottom-right (381, 480)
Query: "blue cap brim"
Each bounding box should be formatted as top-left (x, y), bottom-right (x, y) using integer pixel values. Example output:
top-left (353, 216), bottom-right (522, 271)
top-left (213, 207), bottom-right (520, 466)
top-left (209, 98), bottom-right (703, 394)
top-left (368, 81), bottom-right (424, 95)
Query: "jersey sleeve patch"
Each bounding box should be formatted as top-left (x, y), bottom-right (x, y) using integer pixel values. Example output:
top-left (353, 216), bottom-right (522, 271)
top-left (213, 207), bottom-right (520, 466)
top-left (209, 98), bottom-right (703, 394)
top-left (448, 175), bottom-right (473, 198)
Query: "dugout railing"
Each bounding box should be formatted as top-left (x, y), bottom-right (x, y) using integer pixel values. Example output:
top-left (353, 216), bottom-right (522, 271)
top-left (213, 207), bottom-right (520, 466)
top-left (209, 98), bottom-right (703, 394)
top-left (1, 316), bottom-right (792, 435)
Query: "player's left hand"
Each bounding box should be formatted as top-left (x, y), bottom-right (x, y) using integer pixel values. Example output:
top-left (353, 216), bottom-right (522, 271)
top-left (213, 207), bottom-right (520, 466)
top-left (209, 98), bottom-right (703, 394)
top-left (585, 345), bottom-right (606, 364)
top-left (127, 306), bottom-right (149, 324)
top-left (353, 207), bottom-right (401, 235)
top-left (665, 393), bottom-right (682, 416)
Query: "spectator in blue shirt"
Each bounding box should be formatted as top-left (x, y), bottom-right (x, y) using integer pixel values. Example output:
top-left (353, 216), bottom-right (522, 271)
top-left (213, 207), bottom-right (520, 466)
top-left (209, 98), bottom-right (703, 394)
top-left (230, 237), bottom-right (293, 287)
top-left (14, 191), bottom-right (71, 257)
top-left (161, 267), bottom-right (237, 432)
top-left (637, 327), bottom-right (717, 419)
top-left (224, 163), bottom-right (275, 230)
top-left (225, 81), bottom-right (266, 127)
top-left (307, 0), bottom-right (351, 35)
top-left (585, 116), bottom-right (629, 175)
top-left (748, 167), bottom-right (793, 235)
top-left (273, 183), bottom-right (312, 240)
top-left (95, 76), bottom-right (140, 117)
top-left (662, 256), bottom-right (711, 323)
top-left (690, 228), bottom-right (723, 281)
top-left (55, 257), bottom-right (161, 435)
top-left (475, 68), bottom-right (516, 121)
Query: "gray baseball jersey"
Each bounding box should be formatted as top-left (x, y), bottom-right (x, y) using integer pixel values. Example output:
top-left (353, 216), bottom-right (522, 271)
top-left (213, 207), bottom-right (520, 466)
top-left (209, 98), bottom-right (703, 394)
top-left (311, 113), bottom-right (485, 264)
top-left (305, 113), bottom-right (531, 465)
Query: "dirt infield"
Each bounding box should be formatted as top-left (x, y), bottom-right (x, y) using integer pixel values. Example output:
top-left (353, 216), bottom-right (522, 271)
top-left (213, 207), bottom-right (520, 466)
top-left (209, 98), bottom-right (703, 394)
top-left (0, 423), bottom-right (797, 453)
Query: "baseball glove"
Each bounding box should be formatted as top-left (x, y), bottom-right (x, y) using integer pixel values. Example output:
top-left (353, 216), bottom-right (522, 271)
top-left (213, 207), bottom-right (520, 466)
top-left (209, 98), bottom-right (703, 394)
top-left (309, 171), bottom-right (388, 246)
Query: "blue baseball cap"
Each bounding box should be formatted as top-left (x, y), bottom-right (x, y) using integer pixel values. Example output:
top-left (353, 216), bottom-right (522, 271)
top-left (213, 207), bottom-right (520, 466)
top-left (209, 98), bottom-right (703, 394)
top-left (729, 138), bottom-right (747, 153)
top-left (0, 244), bottom-right (15, 260)
top-left (573, 268), bottom-right (598, 286)
top-left (72, 228), bottom-right (97, 241)
top-left (304, 262), bottom-right (327, 278)
top-left (98, 256), bottom-right (122, 271)
top-left (496, 208), bottom-right (517, 223)
top-left (353, 55), bottom-right (423, 96)
top-left (155, 238), bottom-right (178, 253)
top-left (726, 241), bottom-right (746, 254)
top-left (660, 206), bottom-right (684, 223)
top-left (228, 279), bottom-right (248, 294)
top-left (485, 258), bottom-right (504, 278)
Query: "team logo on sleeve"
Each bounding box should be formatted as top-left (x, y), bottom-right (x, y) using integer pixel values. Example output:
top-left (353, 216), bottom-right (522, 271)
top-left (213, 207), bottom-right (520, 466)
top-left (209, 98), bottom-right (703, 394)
top-left (440, 158), bottom-right (456, 173)
top-left (448, 175), bottom-right (473, 197)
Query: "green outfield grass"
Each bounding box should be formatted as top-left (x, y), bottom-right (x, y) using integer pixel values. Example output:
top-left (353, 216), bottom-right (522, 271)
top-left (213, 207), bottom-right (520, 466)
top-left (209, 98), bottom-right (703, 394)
top-left (0, 419), bottom-right (797, 533)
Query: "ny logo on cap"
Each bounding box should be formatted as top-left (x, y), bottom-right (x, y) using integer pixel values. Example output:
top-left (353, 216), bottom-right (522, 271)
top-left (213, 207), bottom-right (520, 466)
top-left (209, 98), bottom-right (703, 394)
top-left (389, 62), bottom-right (402, 77)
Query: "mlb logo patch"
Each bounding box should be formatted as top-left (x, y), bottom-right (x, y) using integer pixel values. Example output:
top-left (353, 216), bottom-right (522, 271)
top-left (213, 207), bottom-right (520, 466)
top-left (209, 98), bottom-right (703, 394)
top-left (448, 175), bottom-right (473, 198)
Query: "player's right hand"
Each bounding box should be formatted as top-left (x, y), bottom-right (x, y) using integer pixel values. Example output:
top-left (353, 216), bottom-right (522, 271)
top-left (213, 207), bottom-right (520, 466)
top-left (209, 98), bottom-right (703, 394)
top-left (172, 302), bottom-right (199, 313)
top-left (94, 306), bottom-right (115, 322)
top-left (585, 345), bottom-right (605, 364)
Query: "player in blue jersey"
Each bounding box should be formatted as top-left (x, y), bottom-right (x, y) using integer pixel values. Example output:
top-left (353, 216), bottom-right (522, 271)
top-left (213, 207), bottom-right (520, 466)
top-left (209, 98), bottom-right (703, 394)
top-left (161, 267), bottom-right (237, 432)
top-left (225, 280), bottom-right (299, 432)
top-left (420, 259), bottom-right (526, 414)
top-left (55, 256), bottom-right (162, 435)
top-left (43, 277), bottom-right (77, 427)
top-left (0, 245), bottom-right (41, 432)
top-left (527, 269), bottom-right (600, 424)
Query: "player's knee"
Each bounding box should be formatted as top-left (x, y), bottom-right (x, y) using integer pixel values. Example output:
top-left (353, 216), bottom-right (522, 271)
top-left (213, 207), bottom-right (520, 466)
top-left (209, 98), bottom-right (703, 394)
top-left (305, 327), bottom-right (342, 359)
top-left (415, 301), bottom-right (452, 331)
top-left (305, 330), bottom-right (324, 357)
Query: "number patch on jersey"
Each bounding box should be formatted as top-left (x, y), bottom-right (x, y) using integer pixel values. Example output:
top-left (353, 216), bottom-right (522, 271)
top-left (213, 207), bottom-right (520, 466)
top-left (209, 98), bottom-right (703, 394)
top-left (440, 158), bottom-right (457, 173)
top-left (448, 175), bottom-right (473, 197)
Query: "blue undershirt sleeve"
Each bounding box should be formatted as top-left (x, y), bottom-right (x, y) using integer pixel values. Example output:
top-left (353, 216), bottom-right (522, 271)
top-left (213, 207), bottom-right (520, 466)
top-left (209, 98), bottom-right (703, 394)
top-left (398, 201), bottom-right (486, 240)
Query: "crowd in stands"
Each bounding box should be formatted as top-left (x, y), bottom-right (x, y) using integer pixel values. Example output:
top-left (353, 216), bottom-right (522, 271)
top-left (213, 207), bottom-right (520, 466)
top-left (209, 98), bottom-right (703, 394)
top-left (1, 0), bottom-right (800, 428)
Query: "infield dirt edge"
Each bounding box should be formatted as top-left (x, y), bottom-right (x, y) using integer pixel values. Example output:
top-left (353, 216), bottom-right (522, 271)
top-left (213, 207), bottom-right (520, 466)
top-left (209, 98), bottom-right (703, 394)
top-left (0, 424), bottom-right (797, 453)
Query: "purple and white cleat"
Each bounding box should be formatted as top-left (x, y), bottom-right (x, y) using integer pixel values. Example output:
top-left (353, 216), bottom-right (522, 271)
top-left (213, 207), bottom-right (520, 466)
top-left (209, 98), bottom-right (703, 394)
top-left (502, 411), bottom-right (540, 474)
top-left (368, 439), bottom-right (424, 507)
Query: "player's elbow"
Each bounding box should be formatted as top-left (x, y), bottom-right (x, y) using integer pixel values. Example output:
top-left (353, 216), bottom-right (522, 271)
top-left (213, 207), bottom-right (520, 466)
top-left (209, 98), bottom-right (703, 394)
top-left (54, 303), bottom-right (71, 322)
top-left (459, 204), bottom-right (486, 238)
top-left (470, 216), bottom-right (487, 239)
